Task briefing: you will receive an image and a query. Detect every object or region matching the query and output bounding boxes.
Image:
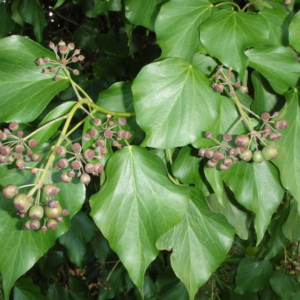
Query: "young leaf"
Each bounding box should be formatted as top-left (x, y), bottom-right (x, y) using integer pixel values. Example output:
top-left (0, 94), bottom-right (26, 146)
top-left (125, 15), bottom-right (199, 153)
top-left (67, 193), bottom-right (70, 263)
top-left (271, 89), bottom-right (300, 205)
top-left (124, 0), bottom-right (166, 32)
top-left (289, 10), bottom-right (300, 53)
top-left (18, 0), bottom-right (47, 42)
top-left (200, 10), bottom-right (268, 78)
top-left (156, 0), bottom-right (213, 62)
top-left (0, 166), bottom-right (85, 299)
top-left (223, 161), bottom-right (285, 244)
top-left (90, 146), bottom-right (190, 290)
top-left (0, 36), bottom-right (69, 123)
top-left (245, 46), bottom-right (300, 95)
top-left (132, 58), bottom-right (221, 149)
top-left (59, 211), bottom-right (98, 268)
top-left (156, 187), bottom-right (235, 300)
top-left (235, 257), bottom-right (273, 294)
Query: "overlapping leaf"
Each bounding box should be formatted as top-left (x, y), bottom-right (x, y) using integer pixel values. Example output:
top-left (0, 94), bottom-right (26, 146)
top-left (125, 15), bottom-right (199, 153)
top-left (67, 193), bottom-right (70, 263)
top-left (223, 161), bottom-right (285, 244)
top-left (0, 166), bottom-right (85, 299)
top-left (200, 10), bottom-right (268, 78)
top-left (94, 0), bottom-right (121, 15)
top-left (156, 0), bottom-right (213, 62)
top-left (0, 3), bottom-right (15, 38)
top-left (132, 58), bottom-right (221, 149)
top-left (14, 278), bottom-right (50, 300)
top-left (90, 146), bottom-right (190, 290)
top-left (282, 199), bottom-right (300, 242)
top-left (245, 46), bottom-right (300, 95)
top-left (271, 89), bottom-right (300, 204)
top-left (289, 10), bottom-right (300, 53)
top-left (0, 36), bottom-right (69, 123)
top-left (156, 187), bottom-right (234, 300)
top-left (124, 0), bottom-right (166, 32)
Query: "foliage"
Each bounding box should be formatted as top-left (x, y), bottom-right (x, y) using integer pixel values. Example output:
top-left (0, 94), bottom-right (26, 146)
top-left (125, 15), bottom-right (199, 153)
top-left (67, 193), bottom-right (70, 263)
top-left (0, 0), bottom-right (300, 299)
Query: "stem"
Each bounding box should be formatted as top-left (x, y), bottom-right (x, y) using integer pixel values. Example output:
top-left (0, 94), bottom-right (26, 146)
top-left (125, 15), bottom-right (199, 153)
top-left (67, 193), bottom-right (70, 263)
top-left (242, 0), bottom-right (261, 11)
top-left (23, 115), bottom-right (68, 141)
top-left (106, 260), bottom-right (120, 282)
top-left (89, 101), bottom-right (136, 118)
top-left (228, 117), bottom-right (244, 135)
top-left (64, 116), bottom-right (88, 138)
top-left (240, 104), bottom-right (261, 119)
top-left (215, 1), bottom-right (241, 10)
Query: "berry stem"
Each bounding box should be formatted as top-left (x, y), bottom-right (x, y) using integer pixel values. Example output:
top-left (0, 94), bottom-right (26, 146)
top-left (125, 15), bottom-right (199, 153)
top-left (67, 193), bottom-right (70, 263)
top-left (240, 104), bottom-right (261, 119)
top-left (106, 260), bottom-right (120, 282)
top-left (228, 116), bottom-right (243, 135)
top-left (215, 2), bottom-right (241, 10)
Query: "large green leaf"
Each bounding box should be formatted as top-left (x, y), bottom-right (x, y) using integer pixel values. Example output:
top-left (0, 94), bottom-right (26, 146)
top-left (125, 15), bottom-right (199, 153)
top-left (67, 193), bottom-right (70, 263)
top-left (282, 199), bottom-right (300, 242)
top-left (94, 0), bottom-right (122, 15)
top-left (156, 187), bottom-right (234, 300)
top-left (132, 58), bottom-right (221, 149)
top-left (124, 0), bottom-right (166, 32)
top-left (235, 257), bottom-right (273, 294)
top-left (270, 270), bottom-right (300, 300)
top-left (14, 278), bottom-right (50, 300)
top-left (0, 3), bottom-right (15, 38)
top-left (259, 8), bottom-right (290, 46)
top-left (73, 21), bottom-right (99, 52)
top-left (0, 36), bottom-right (69, 123)
top-left (59, 211), bottom-right (98, 268)
top-left (0, 166), bottom-right (85, 299)
top-left (18, 0), bottom-right (47, 42)
top-left (289, 10), bottom-right (300, 53)
top-left (245, 46), bottom-right (300, 95)
top-left (271, 89), bottom-right (300, 204)
top-left (251, 71), bottom-right (284, 115)
top-left (90, 146), bottom-right (190, 290)
top-left (223, 161), bottom-right (285, 244)
top-left (155, 0), bottom-right (213, 62)
top-left (200, 10), bottom-right (269, 78)
top-left (208, 192), bottom-right (250, 240)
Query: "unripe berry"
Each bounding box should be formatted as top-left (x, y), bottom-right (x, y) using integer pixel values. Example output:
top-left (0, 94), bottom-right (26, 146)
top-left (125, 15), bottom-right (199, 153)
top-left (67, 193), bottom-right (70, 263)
top-left (72, 56), bottom-right (78, 63)
top-left (239, 86), bottom-right (249, 93)
top-left (84, 149), bottom-right (94, 160)
top-left (73, 69), bottom-right (80, 75)
top-left (262, 145), bottom-right (278, 160)
top-left (205, 149), bottom-right (214, 158)
top-left (32, 153), bottom-right (41, 162)
top-left (80, 173), bottom-right (91, 186)
top-left (29, 205), bottom-right (44, 220)
top-left (94, 162), bottom-right (104, 173)
top-left (235, 82), bottom-right (241, 88)
top-left (9, 122), bottom-right (18, 131)
top-left (28, 139), bottom-right (38, 148)
top-left (118, 117), bottom-right (127, 126)
top-left (235, 135), bottom-right (250, 147)
top-left (43, 184), bottom-right (60, 197)
top-left (207, 160), bottom-right (217, 168)
top-left (261, 112), bottom-right (270, 121)
top-left (68, 169), bottom-right (75, 178)
top-left (96, 139), bottom-right (105, 146)
top-left (269, 132), bottom-right (282, 141)
top-left (61, 172), bottom-right (72, 183)
top-left (104, 130), bottom-right (113, 139)
top-left (93, 118), bottom-right (101, 126)
top-left (223, 134), bottom-right (232, 142)
top-left (2, 184), bottom-right (18, 199)
top-left (47, 219), bottom-right (57, 230)
top-left (62, 209), bottom-right (69, 216)
top-left (253, 150), bottom-right (264, 163)
top-left (223, 157), bottom-right (233, 167)
top-left (45, 204), bottom-right (62, 219)
top-left (71, 160), bottom-right (82, 170)
top-left (58, 158), bottom-right (68, 169)
top-left (43, 57), bottom-right (50, 63)
top-left (35, 58), bottom-right (45, 66)
top-left (273, 111), bottom-right (280, 117)
top-left (24, 220), bottom-right (31, 230)
top-left (72, 143), bottom-right (82, 152)
top-left (0, 132), bottom-right (7, 140)
top-left (48, 200), bottom-right (60, 208)
top-left (0, 155), bottom-right (8, 163)
top-left (83, 133), bottom-right (91, 142)
top-left (89, 128), bottom-right (98, 137)
top-left (68, 43), bottom-right (75, 50)
top-left (214, 151), bottom-right (223, 160)
top-left (0, 146), bottom-right (11, 156)
top-left (239, 149), bottom-right (252, 161)
top-left (16, 158), bottom-right (25, 169)
top-left (215, 84), bottom-right (224, 93)
top-left (13, 194), bottom-right (30, 211)
top-left (78, 55), bottom-right (85, 61)
top-left (85, 163), bottom-right (95, 173)
top-left (275, 120), bottom-right (289, 129)
top-left (56, 146), bottom-right (67, 156)
top-left (17, 131), bottom-right (24, 137)
top-left (198, 148), bottom-right (207, 157)
top-left (59, 45), bottom-right (68, 54)
top-left (30, 220), bottom-right (40, 230)
top-left (15, 144), bottom-right (25, 153)
top-left (220, 163), bottom-right (228, 171)
top-left (205, 131), bottom-right (212, 138)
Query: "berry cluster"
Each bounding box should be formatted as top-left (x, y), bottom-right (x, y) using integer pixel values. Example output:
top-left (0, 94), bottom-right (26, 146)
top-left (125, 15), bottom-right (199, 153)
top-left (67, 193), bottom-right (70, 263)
top-left (35, 40), bottom-right (85, 80)
top-left (2, 183), bottom-right (68, 231)
top-left (0, 122), bottom-right (39, 169)
top-left (55, 115), bottom-right (132, 186)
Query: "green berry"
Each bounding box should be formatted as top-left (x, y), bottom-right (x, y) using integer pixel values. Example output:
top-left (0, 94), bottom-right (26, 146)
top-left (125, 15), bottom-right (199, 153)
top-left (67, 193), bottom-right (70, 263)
top-left (13, 194), bottom-right (30, 211)
top-left (262, 146), bottom-right (278, 160)
top-left (253, 150), bottom-right (264, 163)
top-left (45, 204), bottom-right (62, 219)
top-left (2, 184), bottom-right (18, 199)
top-left (239, 149), bottom-right (252, 161)
top-left (29, 205), bottom-right (44, 220)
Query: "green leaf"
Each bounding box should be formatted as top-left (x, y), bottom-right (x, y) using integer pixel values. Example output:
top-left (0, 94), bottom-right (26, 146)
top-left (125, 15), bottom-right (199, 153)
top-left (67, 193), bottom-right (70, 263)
top-left (200, 10), bottom-right (269, 78)
top-left (0, 3), bottom-right (15, 38)
top-left (223, 161), bottom-right (285, 244)
top-left (90, 146), bottom-right (189, 290)
top-left (156, 0), bottom-right (213, 62)
top-left (289, 10), bottom-right (300, 53)
top-left (172, 146), bottom-right (209, 194)
top-left (234, 257), bottom-right (273, 294)
top-left (124, 0), bottom-right (166, 32)
top-left (0, 166), bottom-right (85, 299)
top-left (0, 36), bottom-right (69, 123)
top-left (32, 102), bottom-right (76, 144)
top-left (208, 192), bottom-right (250, 240)
top-left (251, 71), bottom-right (284, 115)
top-left (18, 0), bottom-right (47, 42)
top-left (132, 58), bottom-right (221, 149)
top-left (192, 53), bottom-right (217, 77)
top-left (282, 199), bottom-right (300, 242)
top-left (54, 0), bottom-right (66, 9)
top-left (46, 283), bottom-right (68, 300)
top-left (271, 89), bottom-right (300, 204)
top-left (94, 0), bottom-right (122, 15)
top-left (259, 8), bottom-right (290, 46)
top-left (156, 187), bottom-right (234, 300)
top-left (11, 0), bottom-right (24, 27)
top-left (38, 249), bottom-right (64, 278)
top-left (73, 21), bottom-right (99, 52)
top-left (14, 277), bottom-right (50, 300)
top-left (270, 270), bottom-right (300, 300)
top-left (245, 46), bottom-right (300, 95)
top-left (72, 0), bottom-right (95, 18)
top-left (192, 96), bottom-right (247, 149)
top-left (94, 26), bottom-right (128, 57)
top-left (59, 211), bottom-right (98, 268)
top-left (205, 168), bottom-right (224, 205)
